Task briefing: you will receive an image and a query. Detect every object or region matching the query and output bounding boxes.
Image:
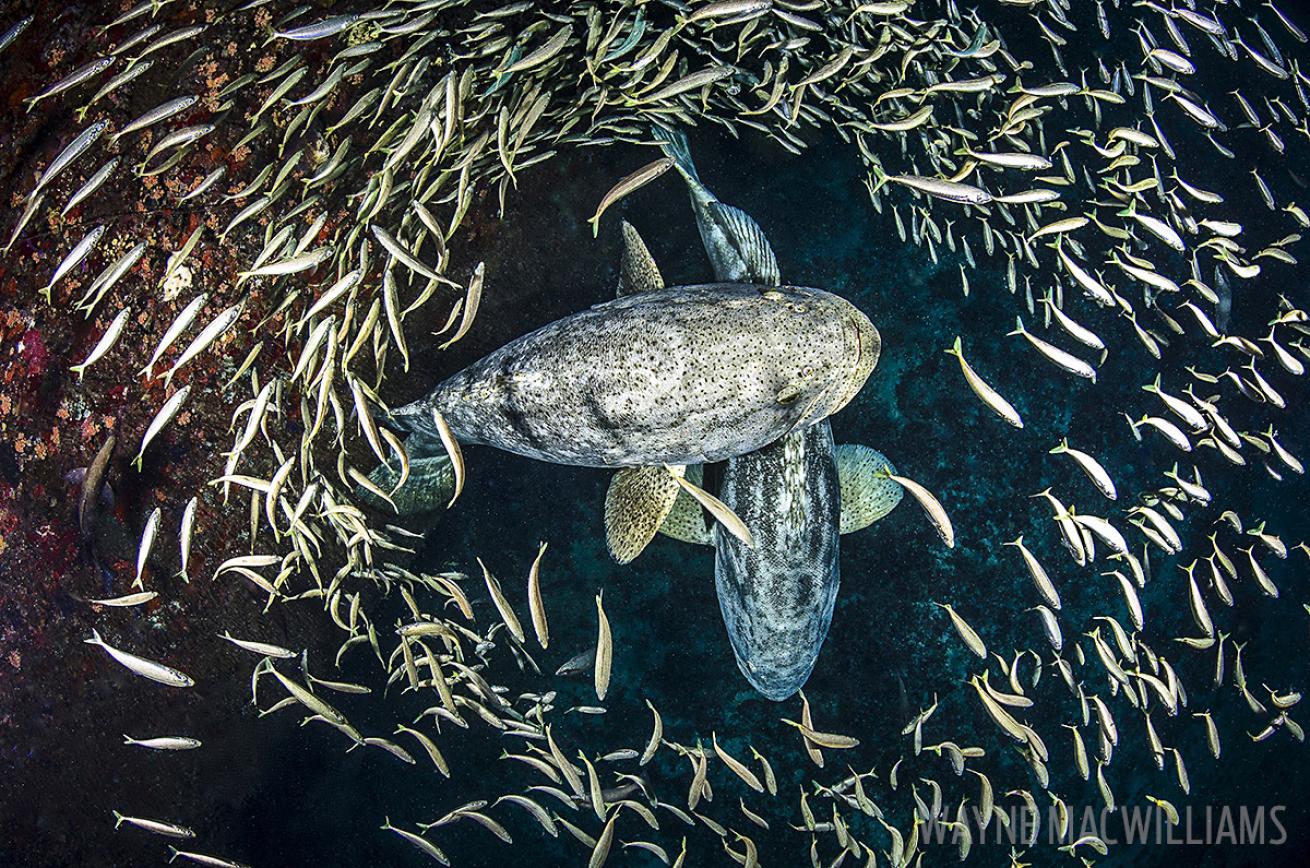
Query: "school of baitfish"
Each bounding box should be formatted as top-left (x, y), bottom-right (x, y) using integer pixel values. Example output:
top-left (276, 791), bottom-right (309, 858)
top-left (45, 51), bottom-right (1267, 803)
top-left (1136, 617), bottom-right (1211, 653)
top-left (8, 0), bottom-right (1310, 864)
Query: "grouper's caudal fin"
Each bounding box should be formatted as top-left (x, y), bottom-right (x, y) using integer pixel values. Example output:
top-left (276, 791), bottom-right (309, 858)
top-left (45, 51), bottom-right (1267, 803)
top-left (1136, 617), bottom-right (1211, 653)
top-left (651, 125), bottom-right (701, 183)
top-left (652, 124), bottom-right (721, 223)
top-left (362, 408), bottom-right (464, 515)
top-left (707, 201), bottom-right (780, 285)
top-left (654, 125), bottom-right (780, 285)
top-left (361, 454), bottom-right (455, 515)
top-left (617, 220), bottom-right (665, 296)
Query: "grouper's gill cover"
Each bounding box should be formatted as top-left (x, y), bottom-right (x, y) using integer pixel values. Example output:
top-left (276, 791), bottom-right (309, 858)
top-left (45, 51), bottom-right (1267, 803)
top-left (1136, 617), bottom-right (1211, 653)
top-left (389, 283), bottom-right (876, 468)
top-left (714, 422), bottom-right (842, 701)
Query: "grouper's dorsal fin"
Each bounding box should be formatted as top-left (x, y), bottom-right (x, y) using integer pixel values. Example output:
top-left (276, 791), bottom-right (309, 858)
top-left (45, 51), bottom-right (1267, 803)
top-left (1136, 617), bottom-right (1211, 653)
top-left (617, 220), bottom-right (665, 296)
top-left (709, 201), bottom-right (781, 286)
top-left (604, 465), bottom-right (682, 562)
top-left (835, 444), bottom-right (905, 534)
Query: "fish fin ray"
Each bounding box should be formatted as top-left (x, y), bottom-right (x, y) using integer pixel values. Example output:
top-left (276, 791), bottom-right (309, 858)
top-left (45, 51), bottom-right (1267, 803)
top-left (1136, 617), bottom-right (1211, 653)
top-left (651, 125), bottom-right (700, 182)
top-left (708, 201), bottom-right (781, 285)
top-left (836, 444), bottom-right (904, 534)
top-left (655, 464), bottom-right (712, 545)
top-left (604, 466), bottom-right (681, 563)
top-left (360, 455), bottom-right (453, 515)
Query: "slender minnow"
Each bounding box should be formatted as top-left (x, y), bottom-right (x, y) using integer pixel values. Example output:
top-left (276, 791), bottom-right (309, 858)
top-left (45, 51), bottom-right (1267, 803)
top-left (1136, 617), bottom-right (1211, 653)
top-left (131, 24), bottom-right (207, 64)
top-left (71, 307), bottom-right (131, 379)
top-left (25, 57), bottom-right (115, 111)
top-left (32, 121), bottom-right (110, 199)
top-left (143, 293), bottom-right (208, 374)
top-left (178, 496), bottom-right (197, 578)
top-left (112, 811), bottom-right (194, 839)
top-left (79, 60), bottom-right (154, 119)
top-left (44, 225), bottom-right (107, 301)
top-left (161, 303), bottom-right (243, 385)
top-left (62, 157), bottom-right (120, 216)
top-left (179, 166), bottom-right (226, 203)
top-left (89, 591), bottom-right (157, 607)
top-left (503, 25), bottom-right (574, 76)
top-left (0, 15), bottom-right (33, 56)
top-left (78, 241), bottom-right (146, 316)
top-left (84, 629), bottom-right (195, 687)
top-left (133, 386), bottom-right (191, 468)
top-left (109, 23), bottom-right (161, 57)
top-left (112, 95), bottom-right (199, 142)
top-left (275, 14), bottom-right (361, 41)
top-left (142, 124), bottom-right (215, 166)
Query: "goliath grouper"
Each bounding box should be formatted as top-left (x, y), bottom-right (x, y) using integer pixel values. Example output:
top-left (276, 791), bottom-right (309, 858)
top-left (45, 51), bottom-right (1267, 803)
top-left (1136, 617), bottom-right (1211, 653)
top-left (377, 203), bottom-right (879, 533)
top-left (372, 136), bottom-right (884, 700)
top-left (626, 127), bottom-right (904, 701)
top-left (388, 282), bottom-right (877, 469)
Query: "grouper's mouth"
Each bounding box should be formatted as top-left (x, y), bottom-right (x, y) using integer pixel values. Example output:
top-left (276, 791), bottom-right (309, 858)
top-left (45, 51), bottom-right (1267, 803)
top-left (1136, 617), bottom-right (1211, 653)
top-left (826, 305), bottom-right (881, 417)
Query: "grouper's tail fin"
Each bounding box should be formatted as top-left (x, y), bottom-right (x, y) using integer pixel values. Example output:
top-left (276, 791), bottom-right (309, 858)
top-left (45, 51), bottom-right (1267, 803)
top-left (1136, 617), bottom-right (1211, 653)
top-left (651, 125), bottom-right (700, 183)
top-left (358, 401), bottom-right (456, 514)
top-left (360, 454), bottom-right (455, 515)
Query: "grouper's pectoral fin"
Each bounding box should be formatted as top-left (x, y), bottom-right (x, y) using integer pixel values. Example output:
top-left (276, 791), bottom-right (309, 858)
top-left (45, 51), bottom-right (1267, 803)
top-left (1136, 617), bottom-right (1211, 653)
top-left (706, 201), bottom-right (781, 285)
top-left (655, 464), bottom-right (713, 545)
top-left (617, 220), bottom-right (665, 296)
top-left (604, 465), bottom-right (683, 563)
top-left (835, 444), bottom-right (905, 534)
top-left (361, 454), bottom-right (455, 516)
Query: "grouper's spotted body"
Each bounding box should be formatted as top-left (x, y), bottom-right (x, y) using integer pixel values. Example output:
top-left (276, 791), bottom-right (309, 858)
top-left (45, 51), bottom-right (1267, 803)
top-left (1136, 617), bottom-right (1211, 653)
top-left (391, 283), bottom-right (876, 468)
top-left (715, 424), bottom-right (841, 700)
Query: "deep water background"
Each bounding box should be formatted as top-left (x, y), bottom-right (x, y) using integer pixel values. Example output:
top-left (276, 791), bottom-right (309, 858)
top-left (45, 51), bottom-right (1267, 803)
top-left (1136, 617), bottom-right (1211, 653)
top-left (217, 127), bottom-right (1310, 868)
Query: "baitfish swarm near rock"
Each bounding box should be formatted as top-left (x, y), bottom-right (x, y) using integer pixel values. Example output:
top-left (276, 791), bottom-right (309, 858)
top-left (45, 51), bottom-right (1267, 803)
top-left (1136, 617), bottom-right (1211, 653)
top-left (4, 0), bottom-right (1310, 865)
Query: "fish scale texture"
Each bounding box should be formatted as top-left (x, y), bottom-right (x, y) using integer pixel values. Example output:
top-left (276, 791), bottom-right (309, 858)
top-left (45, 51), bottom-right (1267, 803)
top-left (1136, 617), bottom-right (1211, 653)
top-left (715, 423), bottom-right (841, 701)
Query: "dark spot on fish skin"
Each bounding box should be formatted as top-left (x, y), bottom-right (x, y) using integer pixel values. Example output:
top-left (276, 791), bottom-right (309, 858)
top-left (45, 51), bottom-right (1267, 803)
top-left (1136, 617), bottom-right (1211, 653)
top-left (582, 388), bottom-right (610, 431)
top-left (496, 355), bottom-right (539, 451)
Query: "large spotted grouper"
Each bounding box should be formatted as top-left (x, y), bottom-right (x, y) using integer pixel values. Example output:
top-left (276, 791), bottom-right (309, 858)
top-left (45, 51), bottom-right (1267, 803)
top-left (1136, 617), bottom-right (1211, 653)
top-left (369, 129), bottom-right (892, 703)
top-left (387, 282), bottom-right (878, 470)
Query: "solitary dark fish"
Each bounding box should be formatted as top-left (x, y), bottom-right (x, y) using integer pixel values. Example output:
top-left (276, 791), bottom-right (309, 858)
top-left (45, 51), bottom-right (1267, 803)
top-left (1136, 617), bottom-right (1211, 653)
top-left (554, 648), bottom-right (595, 677)
top-left (78, 432), bottom-right (116, 541)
